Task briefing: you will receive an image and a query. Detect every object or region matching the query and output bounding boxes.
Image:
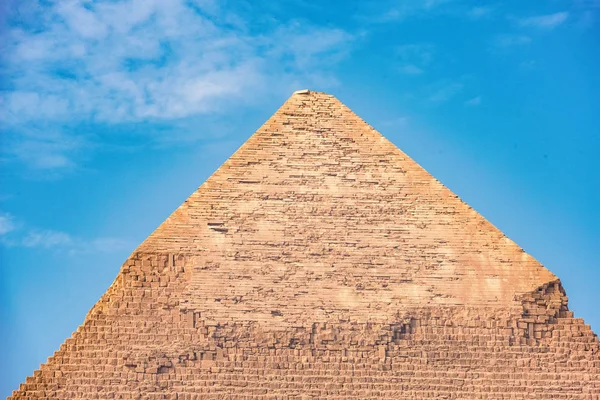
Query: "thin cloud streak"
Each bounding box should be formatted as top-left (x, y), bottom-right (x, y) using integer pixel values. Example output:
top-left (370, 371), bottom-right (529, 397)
top-left (468, 6), bottom-right (494, 19)
top-left (517, 12), bottom-right (569, 29)
top-left (21, 229), bottom-right (74, 249)
top-left (396, 43), bottom-right (435, 75)
top-left (0, 212), bottom-right (133, 254)
top-left (400, 65), bottom-right (425, 75)
top-left (0, 213), bottom-right (16, 235)
top-left (492, 34), bottom-right (532, 48)
top-left (465, 96), bottom-right (482, 106)
top-left (428, 82), bottom-right (464, 104)
top-left (361, 0), bottom-right (456, 24)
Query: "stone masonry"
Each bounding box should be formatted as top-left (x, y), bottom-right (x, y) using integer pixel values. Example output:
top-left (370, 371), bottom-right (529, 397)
top-left (10, 91), bottom-right (600, 399)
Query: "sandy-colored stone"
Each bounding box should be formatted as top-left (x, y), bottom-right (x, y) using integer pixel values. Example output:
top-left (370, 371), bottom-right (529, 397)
top-left (11, 91), bottom-right (600, 399)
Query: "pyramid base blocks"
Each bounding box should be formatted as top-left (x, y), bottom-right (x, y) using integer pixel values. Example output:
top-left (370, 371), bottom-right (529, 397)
top-left (11, 253), bottom-right (600, 399)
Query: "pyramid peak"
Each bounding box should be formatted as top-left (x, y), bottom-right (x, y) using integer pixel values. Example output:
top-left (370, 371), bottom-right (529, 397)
top-left (292, 89), bottom-right (311, 95)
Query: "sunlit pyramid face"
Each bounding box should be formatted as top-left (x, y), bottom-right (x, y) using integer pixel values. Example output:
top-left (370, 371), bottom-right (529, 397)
top-left (11, 91), bottom-right (600, 399)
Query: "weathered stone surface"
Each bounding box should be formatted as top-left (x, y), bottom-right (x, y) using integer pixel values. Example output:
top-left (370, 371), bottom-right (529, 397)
top-left (11, 91), bottom-right (600, 399)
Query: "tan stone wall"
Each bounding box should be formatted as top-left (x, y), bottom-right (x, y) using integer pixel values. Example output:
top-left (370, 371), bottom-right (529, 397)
top-left (11, 253), bottom-right (600, 399)
top-left (140, 92), bottom-right (555, 312)
top-left (11, 92), bottom-right (600, 398)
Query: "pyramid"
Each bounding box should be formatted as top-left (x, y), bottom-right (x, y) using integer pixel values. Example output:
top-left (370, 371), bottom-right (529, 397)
top-left (12, 91), bottom-right (599, 399)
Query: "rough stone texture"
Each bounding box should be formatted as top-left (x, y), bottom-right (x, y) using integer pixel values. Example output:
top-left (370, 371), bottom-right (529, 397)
top-left (11, 91), bottom-right (600, 399)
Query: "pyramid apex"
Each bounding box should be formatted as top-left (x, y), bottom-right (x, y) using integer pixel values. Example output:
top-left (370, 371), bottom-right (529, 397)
top-left (293, 89), bottom-right (311, 95)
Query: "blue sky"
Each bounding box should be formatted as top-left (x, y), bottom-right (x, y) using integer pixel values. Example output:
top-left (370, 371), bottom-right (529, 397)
top-left (1, 0), bottom-right (599, 396)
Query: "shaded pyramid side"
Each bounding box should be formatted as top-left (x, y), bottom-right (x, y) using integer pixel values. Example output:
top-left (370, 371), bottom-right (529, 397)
top-left (11, 91), bottom-right (600, 399)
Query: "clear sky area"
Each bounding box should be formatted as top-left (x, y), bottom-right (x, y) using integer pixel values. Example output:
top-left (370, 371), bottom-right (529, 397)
top-left (1, 0), bottom-right (599, 396)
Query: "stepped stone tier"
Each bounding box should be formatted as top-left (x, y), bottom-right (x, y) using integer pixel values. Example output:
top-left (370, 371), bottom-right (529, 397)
top-left (11, 90), bottom-right (600, 399)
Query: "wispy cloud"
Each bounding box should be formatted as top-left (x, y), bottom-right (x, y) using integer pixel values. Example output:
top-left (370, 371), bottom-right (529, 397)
top-left (468, 6), bottom-right (494, 20)
top-left (363, 0), bottom-right (455, 23)
top-left (0, 222), bottom-right (133, 254)
top-left (1, 0), bottom-right (355, 173)
top-left (517, 12), bottom-right (569, 29)
top-left (0, 213), bottom-right (15, 235)
top-left (465, 96), bottom-right (482, 106)
top-left (21, 229), bottom-right (74, 248)
top-left (379, 117), bottom-right (410, 128)
top-left (520, 60), bottom-right (537, 71)
top-left (6, 127), bottom-right (87, 171)
top-left (397, 44), bottom-right (435, 65)
top-left (428, 82), bottom-right (464, 104)
top-left (492, 34), bottom-right (532, 48)
top-left (0, 212), bottom-right (133, 254)
top-left (20, 229), bottom-right (133, 254)
top-left (400, 65), bottom-right (425, 75)
top-left (396, 44), bottom-right (435, 75)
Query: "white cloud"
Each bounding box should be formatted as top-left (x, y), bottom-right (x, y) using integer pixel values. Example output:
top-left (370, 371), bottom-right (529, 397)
top-left (0, 214), bottom-right (133, 254)
top-left (86, 237), bottom-right (134, 254)
top-left (1, 123), bottom-right (89, 178)
top-left (7, 128), bottom-right (85, 170)
top-left (272, 24), bottom-right (353, 68)
top-left (424, 0), bottom-right (453, 8)
top-left (428, 82), bottom-right (464, 104)
top-left (520, 60), bottom-right (537, 71)
top-left (0, 214), bottom-right (15, 235)
top-left (20, 229), bottom-right (133, 254)
top-left (376, 8), bottom-right (406, 23)
top-left (56, 1), bottom-right (110, 40)
top-left (465, 96), bottom-right (482, 106)
top-left (380, 117), bottom-right (410, 128)
top-left (1, 0), bottom-right (356, 172)
top-left (400, 65), bottom-right (425, 75)
top-left (468, 7), bottom-right (494, 19)
top-left (3, 227), bottom-right (133, 254)
top-left (365, 0), bottom-right (455, 23)
top-left (397, 44), bottom-right (435, 65)
top-left (492, 34), bottom-right (532, 48)
top-left (396, 44), bottom-right (435, 75)
top-left (21, 229), bottom-right (74, 248)
top-left (2, 1), bottom-right (354, 122)
top-left (517, 12), bottom-right (569, 29)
